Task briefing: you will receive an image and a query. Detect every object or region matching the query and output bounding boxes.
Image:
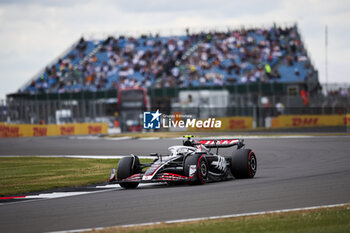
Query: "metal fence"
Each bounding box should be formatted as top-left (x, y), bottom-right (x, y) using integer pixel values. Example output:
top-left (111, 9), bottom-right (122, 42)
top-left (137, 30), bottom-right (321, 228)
top-left (2, 80), bottom-right (350, 128)
top-left (0, 99), bottom-right (6, 122)
top-left (2, 92), bottom-right (349, 128)
top-left (4, 91), bottom-right (118, 126)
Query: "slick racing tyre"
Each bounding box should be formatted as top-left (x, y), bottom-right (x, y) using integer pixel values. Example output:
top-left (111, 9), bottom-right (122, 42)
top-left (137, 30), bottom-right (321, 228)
top-left (184, 153), bottom-right (208, 184)
top-left (230, 149), bottom-right (257, 179)
top-left (117, 155), bottom-right (141, 189)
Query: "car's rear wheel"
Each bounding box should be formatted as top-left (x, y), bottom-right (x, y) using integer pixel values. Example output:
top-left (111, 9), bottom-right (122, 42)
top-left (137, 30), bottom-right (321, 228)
top-left (184, 153), bottom-right (208, 184)
top-left (230, 149), bottom-right (257, 179)
top-left (117, 156), bottom-right (140, 189)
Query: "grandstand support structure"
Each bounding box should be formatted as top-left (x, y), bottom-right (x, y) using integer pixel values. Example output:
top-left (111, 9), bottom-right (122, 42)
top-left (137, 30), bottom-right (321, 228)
top-left (325, 25), bottom-right (328, 94)
top-left (0, 99), bottom-right (6, 122)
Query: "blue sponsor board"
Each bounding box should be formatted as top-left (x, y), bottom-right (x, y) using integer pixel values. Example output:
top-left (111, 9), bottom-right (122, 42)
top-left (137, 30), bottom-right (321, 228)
top-left (143, 110), bottom-right (161, 129)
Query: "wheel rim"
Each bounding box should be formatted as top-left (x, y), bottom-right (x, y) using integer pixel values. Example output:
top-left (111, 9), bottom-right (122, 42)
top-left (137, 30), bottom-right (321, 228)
top-left (200, 161), bottom-right (207, 177)
top-left (250, 155), bottom-right (256, 173)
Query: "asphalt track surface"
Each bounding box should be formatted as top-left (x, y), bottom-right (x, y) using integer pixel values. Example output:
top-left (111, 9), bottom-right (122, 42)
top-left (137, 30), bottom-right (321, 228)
top-left (0, 135), bottom-right (350, 233)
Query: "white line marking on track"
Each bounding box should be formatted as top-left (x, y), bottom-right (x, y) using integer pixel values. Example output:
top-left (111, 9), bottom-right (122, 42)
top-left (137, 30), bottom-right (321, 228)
top-left (0, 183), bottom-right (166, 206)
top-left (0, 188), bottom-right (118, 206)
top-left (104, 136), bottom-right (133, 140)
top-left (25, 192), bottom-right (94, 199)
top-left (58, 155), bottom-right (153, 159)
top-left (48, 202), bottom-right (349, 233)
top-left (0, 155), bottom-right (153, 159)
top-left (68, 136), bottom-right (101, 140)
top-left (95, 184), bottom-right (121, 188)
top-left (137, 137), bottom-right (160, 140)
top-left (67, 135), bottom-right (350, 141)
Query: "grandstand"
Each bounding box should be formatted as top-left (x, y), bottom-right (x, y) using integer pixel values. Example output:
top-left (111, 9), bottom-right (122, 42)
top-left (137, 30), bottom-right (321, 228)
top-left (6, 24), bottom-right (334, 128)
top-left (19, 24), bottom-right (318, 94)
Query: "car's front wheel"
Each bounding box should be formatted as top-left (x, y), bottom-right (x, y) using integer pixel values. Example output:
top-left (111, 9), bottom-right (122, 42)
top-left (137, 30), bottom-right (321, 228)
top-left (117, 156), bottom-right (140, 189)
top-left (184, 153), bottom-right (208, 184)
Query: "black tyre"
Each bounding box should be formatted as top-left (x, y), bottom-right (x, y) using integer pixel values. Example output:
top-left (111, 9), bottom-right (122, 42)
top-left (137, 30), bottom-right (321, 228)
top-left (117, 156), bottom-right (140, 189)
top-left (230, 149), bottom-right (257, 179)
top-left (184, 153), bottom-right (208, 184)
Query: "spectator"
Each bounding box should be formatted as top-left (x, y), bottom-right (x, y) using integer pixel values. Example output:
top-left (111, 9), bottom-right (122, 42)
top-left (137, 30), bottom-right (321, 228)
top-left (275, 101), bottom-right (285, 115)
top-left (21, 25), bottom-right (317, 94)
top-left (300, 88), bottom-right (309, 106)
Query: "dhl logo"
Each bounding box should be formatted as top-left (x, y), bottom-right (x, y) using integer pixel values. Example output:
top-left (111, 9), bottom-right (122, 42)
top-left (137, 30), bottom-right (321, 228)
top-left (0, 125), bottom-right (22, 137)
top-left (88, 125), bottom-right (102, 134)
top-left (0, 123), bottom-right (107, 138)
top-left (33, 127), bottom-right (47, 136)
top-left (229, 119), bottom-right (248, 129)
top-left (292, 118), bottom-right (318, 126)
top-left (343, 117), bottom-right (350, 125)
top-left (60, 126), bottom-right (75, 135)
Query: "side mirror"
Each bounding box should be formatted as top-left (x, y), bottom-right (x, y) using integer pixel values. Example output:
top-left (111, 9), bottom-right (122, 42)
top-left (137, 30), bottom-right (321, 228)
top-left (150, 152), bottom-right (161, 162)
top-left (237, 139), bottom-right (245, 149)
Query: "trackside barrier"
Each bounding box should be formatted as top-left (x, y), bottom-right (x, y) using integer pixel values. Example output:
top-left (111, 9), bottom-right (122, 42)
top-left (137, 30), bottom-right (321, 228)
top-left (271, 114), bottom-right (350, 128)
top-left (0, 122), bottom-right (108, 138)
top-left (188, 116), bottom-right (253, 131)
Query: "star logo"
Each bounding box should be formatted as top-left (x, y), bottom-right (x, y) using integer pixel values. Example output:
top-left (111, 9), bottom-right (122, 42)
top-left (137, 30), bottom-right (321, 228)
top-left (143, 110), bottom-right (161, 129)
top-left (150, 109), bottom-right (161, 122)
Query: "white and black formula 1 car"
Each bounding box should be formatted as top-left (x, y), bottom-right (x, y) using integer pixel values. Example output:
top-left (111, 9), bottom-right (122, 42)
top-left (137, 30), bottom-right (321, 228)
top-left (109, 135), bottom-right (257, 189)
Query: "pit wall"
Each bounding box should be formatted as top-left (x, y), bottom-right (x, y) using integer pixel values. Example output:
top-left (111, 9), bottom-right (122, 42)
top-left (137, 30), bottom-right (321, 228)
top-left (0, 122), bottom-right (108, 138)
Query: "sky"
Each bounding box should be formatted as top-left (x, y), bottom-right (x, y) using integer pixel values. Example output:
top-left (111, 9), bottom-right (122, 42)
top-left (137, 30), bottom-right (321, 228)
top-left (0, 0), bottom-right (349, 99)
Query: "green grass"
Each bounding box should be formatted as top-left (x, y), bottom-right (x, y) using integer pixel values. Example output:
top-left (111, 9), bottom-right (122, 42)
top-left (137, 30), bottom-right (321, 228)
top-left (0, 157), bottom-right (149, 196)
top-left (90, 205), bottom-right (350, 233)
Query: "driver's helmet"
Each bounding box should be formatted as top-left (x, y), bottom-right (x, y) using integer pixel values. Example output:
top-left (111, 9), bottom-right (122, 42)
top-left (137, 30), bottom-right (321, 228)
top-left (183, 135), bottom-right (196, 147)
top-left (183, 140), bottom-right (193, 147)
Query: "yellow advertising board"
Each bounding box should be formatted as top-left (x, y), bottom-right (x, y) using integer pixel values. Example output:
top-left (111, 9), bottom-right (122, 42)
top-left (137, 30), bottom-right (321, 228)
top-left (272, 114), bottom-right (350, 128)
top-left (188, 116), bottom-right (253, 131)
top-left (0, 122), bottom-right (108, 138)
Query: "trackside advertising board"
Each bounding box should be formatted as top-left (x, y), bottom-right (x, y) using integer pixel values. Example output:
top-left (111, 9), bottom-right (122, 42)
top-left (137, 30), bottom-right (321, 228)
top-left (271, 114), bottom-right (350, 128)
top-left (0, 122), bottom-right (108, 138)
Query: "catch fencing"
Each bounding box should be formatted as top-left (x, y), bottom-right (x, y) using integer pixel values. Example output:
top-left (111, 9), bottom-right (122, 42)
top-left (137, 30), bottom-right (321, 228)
top-left (2, 83), bottom-right (350, 132)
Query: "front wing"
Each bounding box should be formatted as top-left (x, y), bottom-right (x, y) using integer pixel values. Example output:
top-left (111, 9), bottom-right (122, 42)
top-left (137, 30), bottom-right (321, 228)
top-left (109, 172), bottom-right (194, 184)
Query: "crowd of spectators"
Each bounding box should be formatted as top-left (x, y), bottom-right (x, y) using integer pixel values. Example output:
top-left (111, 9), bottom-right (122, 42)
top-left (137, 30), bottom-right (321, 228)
top-left (327, 87), bottom-right (350, 97)
top-left (24, 38), bottom-right (93, 94)
top-left (177, 28), bottom-right (288, 86)
top-left (21, 25), bottom-right (317, 95)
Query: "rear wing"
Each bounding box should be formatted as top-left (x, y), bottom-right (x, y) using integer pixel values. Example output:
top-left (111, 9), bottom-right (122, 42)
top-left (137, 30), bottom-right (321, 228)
top-left (198, 139), bottom-right (244, 149)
